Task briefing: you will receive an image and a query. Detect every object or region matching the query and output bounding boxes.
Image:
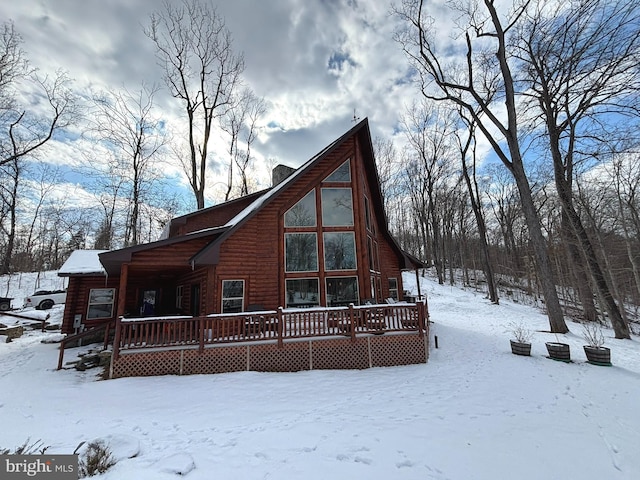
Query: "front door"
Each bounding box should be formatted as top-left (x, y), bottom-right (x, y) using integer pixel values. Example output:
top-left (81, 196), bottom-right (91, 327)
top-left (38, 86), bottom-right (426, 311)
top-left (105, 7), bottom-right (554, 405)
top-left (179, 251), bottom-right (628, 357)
top-left (190, 284), bottom-right (200, 316)
top-left (140, 289), bottom-right (157, 316)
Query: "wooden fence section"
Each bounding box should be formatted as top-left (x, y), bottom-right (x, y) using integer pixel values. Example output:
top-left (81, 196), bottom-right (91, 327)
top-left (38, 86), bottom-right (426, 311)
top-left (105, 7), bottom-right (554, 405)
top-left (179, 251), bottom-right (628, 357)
top-left (112, 302), bottom-right (428, 360)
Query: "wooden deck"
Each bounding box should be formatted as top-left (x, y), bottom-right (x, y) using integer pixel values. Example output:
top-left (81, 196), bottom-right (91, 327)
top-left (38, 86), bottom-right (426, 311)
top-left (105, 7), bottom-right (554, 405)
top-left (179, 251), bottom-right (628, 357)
top-left (109, 302), bottom-right (429, 378)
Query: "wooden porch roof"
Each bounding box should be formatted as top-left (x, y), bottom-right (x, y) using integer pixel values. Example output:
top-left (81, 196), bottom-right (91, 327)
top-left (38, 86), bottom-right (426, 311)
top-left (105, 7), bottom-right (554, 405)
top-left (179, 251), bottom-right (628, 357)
top-left (99, 227), bottom-right (227, 276)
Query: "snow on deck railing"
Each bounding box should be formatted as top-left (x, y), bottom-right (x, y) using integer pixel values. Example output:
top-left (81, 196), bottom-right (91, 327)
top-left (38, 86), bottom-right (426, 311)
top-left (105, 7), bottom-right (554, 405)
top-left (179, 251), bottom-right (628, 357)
top-left (112, 302), bottom-right (428, 360)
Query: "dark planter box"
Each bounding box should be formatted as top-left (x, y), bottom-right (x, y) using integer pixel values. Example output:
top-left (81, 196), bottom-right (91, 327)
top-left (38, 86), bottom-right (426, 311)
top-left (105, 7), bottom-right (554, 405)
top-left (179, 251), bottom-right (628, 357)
top-left (546, 342), bottom-right (571, 362)
top-left (583, 345), bottom-right (611, 366)
top-left (510, 340), bottom-right (531, 356)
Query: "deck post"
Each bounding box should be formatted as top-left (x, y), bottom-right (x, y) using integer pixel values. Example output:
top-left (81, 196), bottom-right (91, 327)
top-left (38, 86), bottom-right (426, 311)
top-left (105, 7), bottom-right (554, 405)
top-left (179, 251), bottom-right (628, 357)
top-left (112, 316), bottom-right (123, 361)
top-left (57, 339), bottom-right (66, 370)
top-left (349, 303), bottom-right (356, 343)
top-left (116, 263), bottom-right (128, 319)
top-left (417, 302), bottom-right (425, 338)
top-left (198, 316), bottom-right (205, 353)
top-left (277, 307), bottom-right (284, 349)
top-left (103, 321), bottom-right (112, 350)
top-left (415, 267), bottom-right (422, 300)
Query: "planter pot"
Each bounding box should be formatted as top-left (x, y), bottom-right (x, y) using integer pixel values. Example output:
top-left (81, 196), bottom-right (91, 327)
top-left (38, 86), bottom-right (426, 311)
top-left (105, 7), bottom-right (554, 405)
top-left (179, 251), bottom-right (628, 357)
top-left (545, 342), bottom-right (571, 362)
top-left (583, 346), bottom-right (611, 366)
top-left (510, 340), bottom-right (531, 356)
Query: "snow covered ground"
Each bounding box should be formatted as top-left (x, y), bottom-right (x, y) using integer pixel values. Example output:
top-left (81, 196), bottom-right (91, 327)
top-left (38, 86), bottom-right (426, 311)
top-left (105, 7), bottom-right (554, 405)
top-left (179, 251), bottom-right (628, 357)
top-left (1, 271), bottom-right (639, 479)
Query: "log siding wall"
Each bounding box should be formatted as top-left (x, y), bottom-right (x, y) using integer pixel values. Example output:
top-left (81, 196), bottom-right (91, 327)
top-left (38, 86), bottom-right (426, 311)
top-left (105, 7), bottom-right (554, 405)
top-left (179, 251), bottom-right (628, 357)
top-left (62, 121), bottom-right (415, 339)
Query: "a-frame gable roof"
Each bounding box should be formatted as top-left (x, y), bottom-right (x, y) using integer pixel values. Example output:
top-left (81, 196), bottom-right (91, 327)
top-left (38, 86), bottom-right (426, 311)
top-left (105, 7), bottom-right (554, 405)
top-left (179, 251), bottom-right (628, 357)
top-left (97, 118), bottom-right (424, 276)
top-left (191, 118), bottom-right (424, 269)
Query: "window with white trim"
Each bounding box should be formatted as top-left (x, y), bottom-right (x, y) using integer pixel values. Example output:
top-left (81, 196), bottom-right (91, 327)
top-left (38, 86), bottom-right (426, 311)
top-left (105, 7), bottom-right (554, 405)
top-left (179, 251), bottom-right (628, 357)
top-left (326, 276), bottom-right (359, 306)
top-left (324, 159), bottom-right (351, 182)
top-left (285, 233), bottom-right (318, 272)
top-left (285, 190), bottom-right (316, 227)
top-left (285, 278), bottom-right (320, 308)
top-left (321, 188), bottom-right (354, 226)
top-left (222, 280), bottom-right (244, 313)
top-left (324, 232), bottom-right (356, 271)
top-left (87, 288), bottom-right (116, 319)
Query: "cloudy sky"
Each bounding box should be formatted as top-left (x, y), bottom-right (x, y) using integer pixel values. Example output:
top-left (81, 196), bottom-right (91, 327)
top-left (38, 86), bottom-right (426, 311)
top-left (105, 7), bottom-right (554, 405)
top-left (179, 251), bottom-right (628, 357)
top-left (0, 0), bottom-right (418, 205)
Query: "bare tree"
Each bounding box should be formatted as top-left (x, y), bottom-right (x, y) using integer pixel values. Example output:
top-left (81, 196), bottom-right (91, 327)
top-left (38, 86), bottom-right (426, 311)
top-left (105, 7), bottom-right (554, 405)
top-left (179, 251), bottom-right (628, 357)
top-left (401, 100), bottom-right (457, 284)
top-left (372, 137), bottom-right (412, 253)
top-left (608, 155), bottom-right (640, 302)
top-left (517, 0), bottom-right (639, 338)
top-left (395, 0), bottom-right (569, 333)
top-left (89, 83), bottom-right (167, 246)
top-left (0, 22), bottom-right (77, 274)
top-left (146, 0), bottom-right (245, 209)
top-left (455, 111), bottom-right (499, 303)
top-left (372, 136), bottom-right (400, 210)
top-left (220, 88), bottom-right (266, 200)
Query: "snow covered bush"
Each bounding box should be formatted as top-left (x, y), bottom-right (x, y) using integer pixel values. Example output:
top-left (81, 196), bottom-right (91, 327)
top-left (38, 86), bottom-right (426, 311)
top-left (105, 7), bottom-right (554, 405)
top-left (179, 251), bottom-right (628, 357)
top-left (75, 440), bottom-right (116, 478)
top-left (0, 438), bottom-right (49, 455)
top-left (507, 321), bottom-right (532, 344)
top-left (582, 322), bottom-right (605, 348)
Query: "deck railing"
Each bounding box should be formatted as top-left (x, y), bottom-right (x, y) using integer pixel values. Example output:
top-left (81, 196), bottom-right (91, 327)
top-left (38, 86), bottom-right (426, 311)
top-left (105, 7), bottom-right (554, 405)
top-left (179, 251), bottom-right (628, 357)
top-left (57, 319), bottom-right (113, 370)
top-left (112, 302), bottom-right (428, 360)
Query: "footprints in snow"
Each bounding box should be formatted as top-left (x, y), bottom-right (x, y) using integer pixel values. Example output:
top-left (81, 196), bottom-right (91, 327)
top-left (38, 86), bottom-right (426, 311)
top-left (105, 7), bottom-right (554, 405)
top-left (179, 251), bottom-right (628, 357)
top-left (336, 446), bottom-right (372, 465)
top-left (334, 445), bottom-right (418, 469)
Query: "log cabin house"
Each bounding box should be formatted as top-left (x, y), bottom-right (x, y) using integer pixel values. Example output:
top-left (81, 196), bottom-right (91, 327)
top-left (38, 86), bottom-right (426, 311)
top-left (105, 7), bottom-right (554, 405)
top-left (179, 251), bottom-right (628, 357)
top-left (58, 119), bottom-right (429, 377)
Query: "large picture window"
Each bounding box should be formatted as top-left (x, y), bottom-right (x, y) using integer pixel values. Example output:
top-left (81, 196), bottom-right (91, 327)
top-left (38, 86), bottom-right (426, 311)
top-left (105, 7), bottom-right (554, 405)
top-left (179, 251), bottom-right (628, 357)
top-left (285, 233), bottom-right (318, 272)
top-left (285, 278), bottom-right (320, 308)
top-left (324, 232), bottom-right (356, 271)
top-left (326, 277), bottom-right (359, 307)
top-left (87, 288), bottom-right (115, 319)
top-left (222, 280), bottom-right (244, 313)
top-left (321, 188), bottom-right (353, 226)
top-left (284, 190), bottom-right (316, 227)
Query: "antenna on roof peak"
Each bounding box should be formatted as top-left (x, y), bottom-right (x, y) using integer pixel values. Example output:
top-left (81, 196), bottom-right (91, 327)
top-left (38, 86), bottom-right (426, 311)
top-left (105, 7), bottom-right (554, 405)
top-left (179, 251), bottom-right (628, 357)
top-left (352, 109), bottom-right (360, 123)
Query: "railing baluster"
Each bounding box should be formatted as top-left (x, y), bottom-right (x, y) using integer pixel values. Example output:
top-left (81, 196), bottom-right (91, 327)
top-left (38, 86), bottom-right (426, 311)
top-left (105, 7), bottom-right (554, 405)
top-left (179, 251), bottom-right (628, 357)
top-left (114, 302), bottom-right (425, 353)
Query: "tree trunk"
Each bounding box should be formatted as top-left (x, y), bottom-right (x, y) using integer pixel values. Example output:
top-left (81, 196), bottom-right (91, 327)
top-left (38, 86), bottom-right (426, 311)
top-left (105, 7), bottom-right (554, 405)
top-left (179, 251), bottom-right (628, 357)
top-left (510, 160), bottom-right (567, 333)
top-left (0, 162), bottom-right (19, 275)
top-left (461, 149), bottom-right (499, 304)
top-left (546, 123), bottom-right (630, 338)
top-left (561, 212), bottom-right (597, 322)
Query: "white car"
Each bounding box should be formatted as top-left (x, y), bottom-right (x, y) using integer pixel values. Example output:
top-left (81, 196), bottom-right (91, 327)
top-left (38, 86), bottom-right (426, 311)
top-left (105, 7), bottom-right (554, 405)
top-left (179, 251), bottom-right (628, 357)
top-left (23, 289), bottom-right (67, 310)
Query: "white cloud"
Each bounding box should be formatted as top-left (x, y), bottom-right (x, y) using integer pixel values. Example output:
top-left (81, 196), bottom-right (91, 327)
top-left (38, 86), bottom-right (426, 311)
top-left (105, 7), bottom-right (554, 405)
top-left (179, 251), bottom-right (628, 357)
top-left (0, 0), bottom-right (420, 210)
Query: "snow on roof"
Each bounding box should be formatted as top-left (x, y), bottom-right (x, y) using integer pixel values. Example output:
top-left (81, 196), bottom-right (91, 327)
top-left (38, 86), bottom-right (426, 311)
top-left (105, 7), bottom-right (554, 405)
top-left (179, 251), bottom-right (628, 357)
top-left (58, 249), bottom-right (108, 276)
top-left (222, 140), bottom-right (336, 229)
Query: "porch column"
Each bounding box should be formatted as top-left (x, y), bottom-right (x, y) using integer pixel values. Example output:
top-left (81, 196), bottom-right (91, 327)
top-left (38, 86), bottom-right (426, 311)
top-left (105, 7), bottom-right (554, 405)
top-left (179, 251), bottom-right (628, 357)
top-left (116, 263), bottom-right (129, 318)
top-left (415, 267), bottom-right (422, 301)
top-left (206, 267), bottom-right (216, 313)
